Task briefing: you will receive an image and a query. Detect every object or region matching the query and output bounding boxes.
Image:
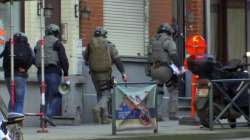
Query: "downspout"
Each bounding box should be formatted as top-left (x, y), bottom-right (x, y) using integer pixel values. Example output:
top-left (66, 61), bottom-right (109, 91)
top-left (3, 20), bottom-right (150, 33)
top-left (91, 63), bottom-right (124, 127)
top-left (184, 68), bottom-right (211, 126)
top-left (245, 0), bottom-right (249, 64)
top-left (143, 0), bottom-right (149, 56)
top-left (246, 0), bottom-right (249, 52)
top-left (177, 0), bottom-right (185, 66)
top-left (205, 0), bottom-right (211, 54)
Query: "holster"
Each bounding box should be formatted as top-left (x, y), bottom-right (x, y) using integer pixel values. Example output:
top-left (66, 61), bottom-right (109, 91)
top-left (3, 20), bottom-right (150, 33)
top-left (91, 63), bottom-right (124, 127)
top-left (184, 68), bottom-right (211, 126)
top-left (100, 78), bottom-right (114, 91)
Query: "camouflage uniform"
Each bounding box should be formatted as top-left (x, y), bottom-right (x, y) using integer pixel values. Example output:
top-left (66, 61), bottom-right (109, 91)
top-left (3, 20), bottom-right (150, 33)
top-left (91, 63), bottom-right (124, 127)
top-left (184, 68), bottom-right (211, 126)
top-left (148, 23), bottom-right (180, 120)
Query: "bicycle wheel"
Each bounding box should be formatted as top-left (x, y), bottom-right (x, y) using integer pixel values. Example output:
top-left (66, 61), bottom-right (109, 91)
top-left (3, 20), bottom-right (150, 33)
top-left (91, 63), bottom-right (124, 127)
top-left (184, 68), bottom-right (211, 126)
top-left (0, 95), bottom-right (8, 119)
top-left (9, 128), bottom-right (24, 140)
top-left (14, 128), bottom-right (23, 140)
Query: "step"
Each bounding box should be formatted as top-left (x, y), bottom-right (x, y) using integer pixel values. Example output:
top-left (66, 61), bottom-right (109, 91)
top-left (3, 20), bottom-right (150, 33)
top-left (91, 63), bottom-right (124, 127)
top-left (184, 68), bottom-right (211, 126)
top-left (52, 116), bottom-right (77, 126)
top-left (178, 97), bottom-right (192, 107)
top-left (178, 97), bottom-right (192, 100)
top-left (53, 116), bottom-right (75, 120)
top-left (178, 105), bottom-right (191, 111)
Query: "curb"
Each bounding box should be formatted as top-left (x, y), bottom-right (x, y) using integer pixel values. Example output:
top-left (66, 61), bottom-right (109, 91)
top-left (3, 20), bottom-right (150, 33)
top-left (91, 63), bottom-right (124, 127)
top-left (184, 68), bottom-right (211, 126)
top-left (26, 128), bottom-right (250, 140)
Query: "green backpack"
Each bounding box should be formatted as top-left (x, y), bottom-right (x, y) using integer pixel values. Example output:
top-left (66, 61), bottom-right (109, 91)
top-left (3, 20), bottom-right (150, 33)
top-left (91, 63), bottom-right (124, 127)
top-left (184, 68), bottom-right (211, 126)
top-left (88, 37), bottom-right (112, 73)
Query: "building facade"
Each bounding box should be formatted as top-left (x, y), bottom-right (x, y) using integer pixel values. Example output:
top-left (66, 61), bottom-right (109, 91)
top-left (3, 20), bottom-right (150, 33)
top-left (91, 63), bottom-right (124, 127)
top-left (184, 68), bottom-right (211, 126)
top-left (0, 0), bottom-right (207, 124)
top-left (1, 0), bottom-right (248, 124)
top-left (209, 0), bottom-right (247, 63)
top-left (80, 0), bottom-right (250, 122)
top-left (0, 0), bottom-right (84, 126)
top-left (79, 0), bottom-right (205, 122)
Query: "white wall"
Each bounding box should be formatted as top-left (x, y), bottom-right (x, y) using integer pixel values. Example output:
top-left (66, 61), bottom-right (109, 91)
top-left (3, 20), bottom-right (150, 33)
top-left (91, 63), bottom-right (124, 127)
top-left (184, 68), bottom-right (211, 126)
top-left (61, 0), bottom-right (82, 75)
top-left (227, 8), bottom-right (246, 60)
top-left (25, 0), bottom-right (82, 76)
top-left (25, 1), bottom-right (43, 79)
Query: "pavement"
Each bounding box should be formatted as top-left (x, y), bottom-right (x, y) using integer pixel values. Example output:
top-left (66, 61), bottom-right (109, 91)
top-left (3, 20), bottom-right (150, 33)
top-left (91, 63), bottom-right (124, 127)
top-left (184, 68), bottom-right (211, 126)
top-left (22, 120), bottom-right (250, 140)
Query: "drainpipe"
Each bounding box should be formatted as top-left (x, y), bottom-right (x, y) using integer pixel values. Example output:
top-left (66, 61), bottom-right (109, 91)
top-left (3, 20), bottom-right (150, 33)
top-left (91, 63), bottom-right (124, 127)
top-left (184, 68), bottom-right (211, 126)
top-left (177, 0), bottom-right (185, 66)
top-left (246, 0), bottom-right (250, 52)
top-left (245, 0), bottom-right (249, 65)
top-left (176, 0), bottom-right (187, 97)
top-left (205, 0), bottom-right (211, 54)
top-left (143, 0), bottom-right (149, 56)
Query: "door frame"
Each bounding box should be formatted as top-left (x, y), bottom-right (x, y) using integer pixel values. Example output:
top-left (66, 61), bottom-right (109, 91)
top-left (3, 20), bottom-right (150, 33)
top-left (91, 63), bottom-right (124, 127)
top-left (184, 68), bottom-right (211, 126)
top-left (216, 0), bottom-right (246, 63)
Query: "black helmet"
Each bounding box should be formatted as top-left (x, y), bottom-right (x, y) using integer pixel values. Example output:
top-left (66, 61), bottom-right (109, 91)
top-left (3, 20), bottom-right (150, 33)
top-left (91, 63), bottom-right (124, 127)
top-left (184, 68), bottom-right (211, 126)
top-left (45, 24), bottom-right (60, 36)
top-left (13, 32), bottom-right (28, 43)
top-left (94, 26), bottom-right (107, 38)
top-left (157, 23), bottom-right (174, 34)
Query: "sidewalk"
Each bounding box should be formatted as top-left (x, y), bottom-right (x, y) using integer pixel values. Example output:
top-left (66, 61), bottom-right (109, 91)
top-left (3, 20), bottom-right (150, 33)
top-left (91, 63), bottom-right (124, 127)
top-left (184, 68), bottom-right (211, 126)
top-left (22, 120), bottom-right (250, 140)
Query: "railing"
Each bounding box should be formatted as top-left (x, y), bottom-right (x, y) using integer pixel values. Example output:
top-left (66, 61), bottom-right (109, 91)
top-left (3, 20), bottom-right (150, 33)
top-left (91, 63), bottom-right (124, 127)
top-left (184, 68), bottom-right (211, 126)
top-left (208, 78), bottom-right (250, 130)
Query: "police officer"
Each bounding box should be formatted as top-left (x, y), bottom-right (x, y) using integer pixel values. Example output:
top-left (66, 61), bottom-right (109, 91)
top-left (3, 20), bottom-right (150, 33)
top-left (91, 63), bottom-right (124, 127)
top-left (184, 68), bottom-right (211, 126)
top-left (84, 27), bottom-right (128, 124)
top-left (34, 24), bottom-right (69, 120)
top-left (147, 23), bottom-right (181, 121)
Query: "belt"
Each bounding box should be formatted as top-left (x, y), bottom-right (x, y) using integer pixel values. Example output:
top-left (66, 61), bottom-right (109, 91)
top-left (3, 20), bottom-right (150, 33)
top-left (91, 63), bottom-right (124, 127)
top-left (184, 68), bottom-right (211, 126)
top-left (152, 61), bottom-right (169, 67)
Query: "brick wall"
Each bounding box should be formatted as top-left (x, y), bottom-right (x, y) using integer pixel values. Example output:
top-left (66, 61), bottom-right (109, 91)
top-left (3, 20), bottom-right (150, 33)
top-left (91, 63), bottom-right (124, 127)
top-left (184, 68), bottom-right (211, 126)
top-left (79, 0), bottom-right (103, 47)
top-left (149, 0), bottom-right (172, 38)
top-left (185, 0), bottom-right (204, 36)
top-left (79, 0), bottom-right (204, 45)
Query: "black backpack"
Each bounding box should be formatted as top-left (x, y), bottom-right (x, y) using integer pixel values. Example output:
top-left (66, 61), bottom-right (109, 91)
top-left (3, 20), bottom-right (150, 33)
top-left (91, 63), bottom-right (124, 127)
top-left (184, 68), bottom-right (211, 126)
top-left (14, 41), bottom-right (33, 68)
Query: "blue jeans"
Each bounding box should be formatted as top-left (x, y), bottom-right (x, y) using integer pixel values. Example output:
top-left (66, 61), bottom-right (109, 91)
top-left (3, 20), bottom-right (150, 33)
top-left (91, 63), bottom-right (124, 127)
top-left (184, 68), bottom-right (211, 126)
top-left (6, 76), bottom-right (27, 113)
top-left (38, 73), bottom-right (62, 118)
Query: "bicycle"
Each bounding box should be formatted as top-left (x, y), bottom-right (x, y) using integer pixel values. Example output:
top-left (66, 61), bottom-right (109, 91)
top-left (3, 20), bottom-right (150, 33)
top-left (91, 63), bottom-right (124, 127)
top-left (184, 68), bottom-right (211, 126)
top-left (0, 95), bottom-right (24, 140)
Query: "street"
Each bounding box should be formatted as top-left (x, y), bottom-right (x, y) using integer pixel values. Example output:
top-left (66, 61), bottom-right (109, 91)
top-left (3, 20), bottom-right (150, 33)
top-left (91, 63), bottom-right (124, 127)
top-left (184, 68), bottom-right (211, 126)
top-left (22, 120), bottom-right (250, 140)
top-left (222, 138), bottom-right (250, 140)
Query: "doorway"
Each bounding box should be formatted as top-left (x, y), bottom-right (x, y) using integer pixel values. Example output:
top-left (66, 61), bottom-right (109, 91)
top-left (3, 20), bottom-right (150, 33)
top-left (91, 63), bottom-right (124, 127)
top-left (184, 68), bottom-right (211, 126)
top-left (45, 0), bottom-right (61, 28)
top-left (210, 0), bottom-right (246, 64)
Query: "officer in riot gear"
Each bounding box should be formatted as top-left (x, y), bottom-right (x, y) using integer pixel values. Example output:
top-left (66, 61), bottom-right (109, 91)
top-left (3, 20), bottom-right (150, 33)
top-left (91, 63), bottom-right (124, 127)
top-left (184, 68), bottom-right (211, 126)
top-left (94, 26), bottom-right (107, 38)
top-left (34, 24), bottom-right (69, 121)
top-left (84, 26), bottom-right (128, 124)
top-left (147, 23), bottom-right (181, 121)
top-left (45, 24), bottom-right (60, 38)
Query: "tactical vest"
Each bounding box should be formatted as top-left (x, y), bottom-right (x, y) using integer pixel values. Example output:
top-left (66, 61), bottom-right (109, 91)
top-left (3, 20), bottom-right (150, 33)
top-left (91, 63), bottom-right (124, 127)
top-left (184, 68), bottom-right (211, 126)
top-left (88, 37), bottom-right (112, 73)
top-left (35, 35), bottom-right (59, 67)
top-left (150, 34), bottom-right (172, 64)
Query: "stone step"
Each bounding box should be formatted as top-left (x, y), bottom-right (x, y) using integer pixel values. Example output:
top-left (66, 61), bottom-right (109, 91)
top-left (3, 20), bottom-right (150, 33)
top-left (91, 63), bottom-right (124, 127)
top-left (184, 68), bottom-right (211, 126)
top-left (178, 105), bottom-right (191, 111)
top-left (178, 97), bottom-right (192, 118)
top-left (52, 116), bottom-right (78, 126)
top-left (53, 116), bottom-right (75, 120)
top-left (178, 97), bottom-right (192, 108)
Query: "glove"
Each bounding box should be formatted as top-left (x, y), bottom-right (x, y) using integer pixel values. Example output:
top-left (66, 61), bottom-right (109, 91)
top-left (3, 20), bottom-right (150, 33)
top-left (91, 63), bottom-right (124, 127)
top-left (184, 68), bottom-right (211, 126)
top-left (64, 76), bottom-right (69, 82)
top-left (84, 61), bottom-right (89, 66)
top-left (180, 66), bottom-right (186, 74)
top-left (170, 64), bottom-right (181, 75)
top-left (122, 73), bottom-right (128, 83)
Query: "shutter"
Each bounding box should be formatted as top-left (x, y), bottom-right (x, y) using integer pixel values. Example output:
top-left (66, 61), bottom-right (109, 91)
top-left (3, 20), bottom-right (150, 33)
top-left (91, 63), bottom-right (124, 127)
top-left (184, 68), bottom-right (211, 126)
top-left (104, 0), bottom-right (147, 56)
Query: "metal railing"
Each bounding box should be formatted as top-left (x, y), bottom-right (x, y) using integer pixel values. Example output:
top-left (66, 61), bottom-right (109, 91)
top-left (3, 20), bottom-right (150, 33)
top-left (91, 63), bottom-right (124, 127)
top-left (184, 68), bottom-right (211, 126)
top-left (208, 78), bottom-right (250, 130)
